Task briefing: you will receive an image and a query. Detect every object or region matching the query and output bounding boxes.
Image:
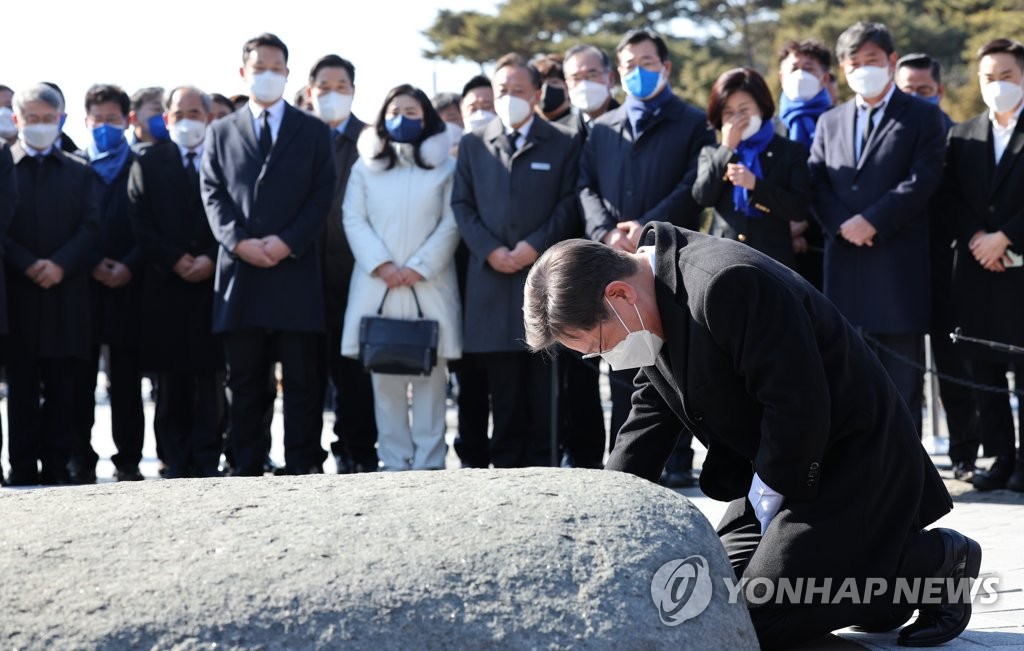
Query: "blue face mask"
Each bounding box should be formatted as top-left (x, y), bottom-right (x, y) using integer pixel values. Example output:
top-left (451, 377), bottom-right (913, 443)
top-left (147, 114), bottom-right (170, 142)
top-left (92, 123), bottom-right (125, 153)
top-left (624, 65), bottom-right (664, 100)
top-left (58, 113), bottom-right (67, 130)
top-left (911, 93), bottom-right (940, 106)
top-left (385, 115), bottom-right (423, 143)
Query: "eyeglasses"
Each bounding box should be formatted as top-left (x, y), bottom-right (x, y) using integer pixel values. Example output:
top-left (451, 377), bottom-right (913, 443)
top-left (582, 319), bottom-right (605, 359)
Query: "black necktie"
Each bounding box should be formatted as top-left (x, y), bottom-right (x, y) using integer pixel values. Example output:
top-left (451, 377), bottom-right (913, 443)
top-left (506, 130), bottom-right (520, 156)
top-left (259, 111), bottom-right (272, 158)
top-left (860, 105), bottom-right (881, 158)
top-left (185, 152), bottom-right (200, 189)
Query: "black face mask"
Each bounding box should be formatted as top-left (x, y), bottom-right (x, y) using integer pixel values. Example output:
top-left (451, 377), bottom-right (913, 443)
top-left (541, 84), bottom-right (567, 114)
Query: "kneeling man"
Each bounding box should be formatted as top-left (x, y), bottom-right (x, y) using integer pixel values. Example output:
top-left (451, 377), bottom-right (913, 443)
top-left (523, 222), bottom-right (979, 649)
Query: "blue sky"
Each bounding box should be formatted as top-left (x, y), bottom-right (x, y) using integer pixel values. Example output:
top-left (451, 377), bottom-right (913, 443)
top-left (2, 0), bottom-right (495, 144)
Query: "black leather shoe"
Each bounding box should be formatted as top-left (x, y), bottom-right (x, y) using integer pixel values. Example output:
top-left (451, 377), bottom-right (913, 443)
top-left (1006, 456), bottom-right (1024, 493)
top-left (334, 453), bottom-right (354, 475)
top-left (113, 466), bottom-right (145, 482)
top-left (67, 460), bottom-right (97, 485)
top-left (897, 528), bottom-right (982, 647)
top-left (972, 455), bottom-right (1014, 491)
top-left (851, 608), bottom-right (914, 633)
top-left (952, 460), bottom-right (975, 482)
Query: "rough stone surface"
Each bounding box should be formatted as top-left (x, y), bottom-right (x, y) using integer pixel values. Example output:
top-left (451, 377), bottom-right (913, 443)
top-left (0, 468), bottom-right (757, 650)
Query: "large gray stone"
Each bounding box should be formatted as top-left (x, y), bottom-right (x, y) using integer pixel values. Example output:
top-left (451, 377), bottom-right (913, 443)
top-left (0, 468), bottom-right (757, 649)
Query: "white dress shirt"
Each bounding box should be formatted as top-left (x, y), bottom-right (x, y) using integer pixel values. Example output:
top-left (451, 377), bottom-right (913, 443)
top-left (177, 142), bottom-right (205, 170)
top-left (990, 100), bottom-right (1024, 165)
top-left (248, 97), bottom-right (286, 144)
top-left (504, 115), bottom-right (534, 150)
top-left (21, 141), bottom-right (54, 157)
top-left (748, 472), bottom-right (785, 535)
top-left (854, 82), bottom-right (896, 161)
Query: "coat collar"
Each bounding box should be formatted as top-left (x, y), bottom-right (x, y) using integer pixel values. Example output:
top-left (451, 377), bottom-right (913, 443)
top-left (11, 141), bottom-right (67, 166)
top-left (992, 109), bottom-right (1024, 193)
top-left (854, 87), bottom-right (911, 174)
top-left (484, 114), bottom-right (557, 161)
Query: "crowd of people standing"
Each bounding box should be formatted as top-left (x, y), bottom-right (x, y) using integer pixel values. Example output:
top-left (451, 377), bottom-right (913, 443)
top-left (0, 21), bottom-right (1021, 492)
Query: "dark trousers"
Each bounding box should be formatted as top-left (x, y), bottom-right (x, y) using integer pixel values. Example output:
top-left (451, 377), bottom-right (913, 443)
top-left (72, 344), bottom-right (145, 471)
top-left (156, 371), bottom-right (224, 478)
top-left (224, 330), bottom-right (325, 475)
top-left (479, 351), bottom-right (552, 468)
top-left (559, 354), bottom-right (606, 468)
top-left (325, 327), bottom-right (378, 468)
top-left (867, 333), bottom-right (924, 436)
top-left (5, 355), bottom-right (77, 483)
top-left (966, 360), bottom-right (1017, 458)
top-left (930, 330), bottom-right (980, 464)
top-left (451, 354), bottom-right (491, 468)
top-left (717, 497), bottom-right (946, 650)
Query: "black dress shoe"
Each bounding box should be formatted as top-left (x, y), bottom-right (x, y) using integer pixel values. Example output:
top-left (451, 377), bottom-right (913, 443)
top-left (952, 460), bottom-right (975, 482)
top-left (972, 455), bottom-right (1014, 491)
top-left (897, 528), bottom-right (981, 647)
top-left (262, 455), bottom-right (279, 474)
top-left (113, 466), bottom-right (145, 482)
top-left (334, 453), bottom-right (354, 475)
top-left (851, 608), bottom-right (914, 633)
top-left (1006, 456), bottom-right (1024, 493)
top-left (67, 461), bottom-right (97, 485)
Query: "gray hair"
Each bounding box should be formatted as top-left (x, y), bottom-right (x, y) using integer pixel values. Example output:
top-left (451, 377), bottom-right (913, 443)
top-left (165, 86), bottom-right (212, 113)
top-left (523, 239), bottom-right (640, 352)
top-left (564, 44), bottom-right (611, 71)
top-left (13, 83), bottom-right (64, 116)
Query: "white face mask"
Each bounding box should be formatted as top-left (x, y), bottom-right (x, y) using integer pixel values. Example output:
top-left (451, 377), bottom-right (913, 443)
top-left (740, 114), bottom-right (763, 141)
top-left (249, 71), bottom-right (287, 104)
top-left (782, 69), bottom-right (822, 101)
top-left (21, 123), bottom-right (60, 151)
top-left (846, 65), bottom-right (891, 99)
top-left (169, 118), bottom-right (206, 149)
top-left (981, 80), bottom-right (1024, 114)
top-left (313, 91), bottom-right (353, 123)
top-left (495, 94), bottom-right (532, 129)
top-left (465, 109), bottom-right (496, 131)
top-left (569, 80), bottom-right (611, 113)
top-left (583, 299), bottom-right (665, 371)
top-left (0, 107), bottom-right (17, 139)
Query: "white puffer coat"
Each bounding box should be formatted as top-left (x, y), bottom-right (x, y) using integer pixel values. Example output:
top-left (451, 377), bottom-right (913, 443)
top-left (340, 127), bottom-right (462, 361)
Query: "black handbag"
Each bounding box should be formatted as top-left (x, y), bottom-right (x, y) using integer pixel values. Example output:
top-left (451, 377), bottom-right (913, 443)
top-left (358, 287), bottom-right (439, 375)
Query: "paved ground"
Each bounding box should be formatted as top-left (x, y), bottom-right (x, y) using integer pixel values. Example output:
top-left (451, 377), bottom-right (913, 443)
top-left (1, 378), bottom-right (1022, 649)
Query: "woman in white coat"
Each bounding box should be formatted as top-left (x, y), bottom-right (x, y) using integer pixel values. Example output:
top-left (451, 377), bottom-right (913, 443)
top-left (341, 84), bottom-right (462, 471)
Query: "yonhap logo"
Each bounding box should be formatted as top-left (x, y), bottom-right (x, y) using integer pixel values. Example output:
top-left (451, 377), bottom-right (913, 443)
top-left (650, 555), bottom-right (714, 625)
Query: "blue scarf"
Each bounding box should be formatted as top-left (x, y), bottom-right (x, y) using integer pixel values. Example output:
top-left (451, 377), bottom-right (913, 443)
top-left (778, 88), bottom-right (832, 149)
top-left (624, 84), bottom-right (673, 136)
top-left (87, 137), bottom-right (131, 185)
top-left (732, 120), bottom-right (776, 219)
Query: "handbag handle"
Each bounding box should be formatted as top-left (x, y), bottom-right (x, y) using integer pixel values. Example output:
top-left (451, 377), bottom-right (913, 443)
top-left (376, 286), bottom-right (425, 318)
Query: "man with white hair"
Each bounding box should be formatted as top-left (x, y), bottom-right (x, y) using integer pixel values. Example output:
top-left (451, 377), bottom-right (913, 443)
top-left (4, 83), bottom-right (99, 486)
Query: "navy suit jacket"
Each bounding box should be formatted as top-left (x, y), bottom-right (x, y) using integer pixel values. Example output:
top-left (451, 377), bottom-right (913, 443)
top-left (808, 88), bottom-right (946, 334)
top-left (201, 103), bottom-right (336, 334)
top-left (578, 94), bottom-right (714, 243)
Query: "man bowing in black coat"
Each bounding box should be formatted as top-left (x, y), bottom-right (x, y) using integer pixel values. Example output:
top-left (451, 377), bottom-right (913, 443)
top-left (523, 222), bottom-right (980, 649)
top-left (201, 33), bottom-right (337, 476)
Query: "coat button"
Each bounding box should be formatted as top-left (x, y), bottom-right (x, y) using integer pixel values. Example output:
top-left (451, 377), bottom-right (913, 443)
top-left (737, 234), bottom-right (747, 242)
top-left (989, 205), bottom-right (996, 213)
top-left (692, 412), bottom-right (704, 422)
top-left (809, 462), bottom-right (819, 470)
